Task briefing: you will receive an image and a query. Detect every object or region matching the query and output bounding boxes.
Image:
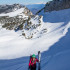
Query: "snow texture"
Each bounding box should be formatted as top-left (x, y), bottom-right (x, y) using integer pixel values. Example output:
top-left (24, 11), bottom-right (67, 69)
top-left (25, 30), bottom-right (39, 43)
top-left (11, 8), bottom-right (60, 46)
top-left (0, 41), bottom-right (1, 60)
top-left (0, 8), bottom-right (26, 18)
top-left (0, 6), bottom-right (70, 70)
top-left (0, 8), bottom-right (70, 59)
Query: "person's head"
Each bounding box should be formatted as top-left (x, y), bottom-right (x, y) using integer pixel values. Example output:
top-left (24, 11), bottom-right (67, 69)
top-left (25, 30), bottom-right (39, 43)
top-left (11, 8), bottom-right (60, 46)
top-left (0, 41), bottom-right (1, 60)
top-left (32, 54), bottom-right (36, 61)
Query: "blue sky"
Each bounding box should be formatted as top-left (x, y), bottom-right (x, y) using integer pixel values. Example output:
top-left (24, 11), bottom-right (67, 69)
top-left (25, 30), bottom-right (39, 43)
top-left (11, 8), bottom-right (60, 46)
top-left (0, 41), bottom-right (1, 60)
top-left (0, 0), bottom-right (52, 5)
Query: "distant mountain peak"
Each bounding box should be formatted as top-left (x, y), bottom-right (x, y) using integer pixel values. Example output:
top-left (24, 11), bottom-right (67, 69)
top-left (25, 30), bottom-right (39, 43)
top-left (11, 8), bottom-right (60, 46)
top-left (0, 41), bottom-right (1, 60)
top-left (0, 4), bottom-right (25, 14)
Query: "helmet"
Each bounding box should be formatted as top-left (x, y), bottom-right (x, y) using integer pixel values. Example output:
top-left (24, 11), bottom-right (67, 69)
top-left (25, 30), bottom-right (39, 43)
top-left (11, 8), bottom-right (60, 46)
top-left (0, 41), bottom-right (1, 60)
top-left (32, 54), bottom-right (36, 58)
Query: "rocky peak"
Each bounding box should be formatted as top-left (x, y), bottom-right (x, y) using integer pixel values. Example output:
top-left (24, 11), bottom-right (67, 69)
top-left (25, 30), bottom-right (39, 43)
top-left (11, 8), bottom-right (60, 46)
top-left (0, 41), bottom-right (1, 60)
top-left (0, 4), bottom-right (24, 14)
top-left (44, 0), bottom-right (70, 12)
top-left (0, 4), bottom-right (45, 39)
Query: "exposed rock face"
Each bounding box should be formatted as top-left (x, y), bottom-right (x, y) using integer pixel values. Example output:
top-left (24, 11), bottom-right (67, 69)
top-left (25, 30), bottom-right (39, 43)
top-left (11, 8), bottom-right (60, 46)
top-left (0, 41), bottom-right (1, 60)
top-left (0, 4), bottom-right (32, 16)
top-left (0, 4), bottom-right (23, 13)
top-left (0, 4), bottom-right (44, 39)
top-left (0, 4), bottom-right (33, 31)
top-left (23, 7), bottom-right (33, 17)
top-left (44, 0), bottom-right (70, 12)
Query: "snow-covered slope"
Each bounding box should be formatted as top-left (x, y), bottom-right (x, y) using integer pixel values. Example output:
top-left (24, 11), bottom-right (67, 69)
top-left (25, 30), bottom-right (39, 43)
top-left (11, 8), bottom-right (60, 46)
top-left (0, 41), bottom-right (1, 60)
top-left (0, 5), bottom-right (70, 70)
top-left (0, 8), bottom-right (70, 59)
top-left (0, 4), bottom-right (24, 14)
top-left (0, 8), bottom-right (26, 17)
top-left (39, 9), bottom-right (70, 23)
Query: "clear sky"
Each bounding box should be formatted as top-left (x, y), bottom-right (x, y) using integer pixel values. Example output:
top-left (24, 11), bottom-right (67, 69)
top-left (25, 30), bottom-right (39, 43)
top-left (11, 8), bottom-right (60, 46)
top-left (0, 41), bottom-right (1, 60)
top-left (0, 0), bottom-right (52, 5)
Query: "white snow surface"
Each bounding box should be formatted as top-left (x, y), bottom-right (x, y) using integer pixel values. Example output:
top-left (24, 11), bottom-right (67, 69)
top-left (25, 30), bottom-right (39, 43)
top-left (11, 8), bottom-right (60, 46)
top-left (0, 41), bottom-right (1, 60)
top-left (0, 8), bottom-right (26, 18)
top-left (0, 8), bottom-right (70, 59)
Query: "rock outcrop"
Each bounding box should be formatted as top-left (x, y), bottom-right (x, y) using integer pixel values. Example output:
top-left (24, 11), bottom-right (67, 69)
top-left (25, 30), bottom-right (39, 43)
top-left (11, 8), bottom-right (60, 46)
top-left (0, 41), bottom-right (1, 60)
top-left (44, 0), bottom-right (70, 12)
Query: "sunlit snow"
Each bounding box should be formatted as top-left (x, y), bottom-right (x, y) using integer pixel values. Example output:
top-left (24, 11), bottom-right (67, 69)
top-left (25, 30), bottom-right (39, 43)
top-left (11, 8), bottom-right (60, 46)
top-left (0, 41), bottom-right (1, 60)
top-left (0, 8), bottom-right (70, 59)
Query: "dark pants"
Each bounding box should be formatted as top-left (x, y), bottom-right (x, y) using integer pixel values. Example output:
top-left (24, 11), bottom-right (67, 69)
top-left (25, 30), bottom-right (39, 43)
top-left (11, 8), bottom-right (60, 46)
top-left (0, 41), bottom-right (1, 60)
top-left (30, 64), bottom-right (36, 70)
top-left (31, 67), bottom-right (36, 70)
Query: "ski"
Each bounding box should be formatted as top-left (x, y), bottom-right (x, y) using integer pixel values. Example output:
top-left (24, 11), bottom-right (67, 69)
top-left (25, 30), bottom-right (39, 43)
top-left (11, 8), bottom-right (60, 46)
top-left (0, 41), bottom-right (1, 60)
top-left (38, 51), bottom-right (41, 70)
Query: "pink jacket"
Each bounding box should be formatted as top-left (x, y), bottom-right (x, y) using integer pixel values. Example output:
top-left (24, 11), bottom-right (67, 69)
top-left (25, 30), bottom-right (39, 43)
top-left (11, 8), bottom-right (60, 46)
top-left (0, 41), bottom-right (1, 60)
top-left (29, 58), bottom-right (39, 67)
